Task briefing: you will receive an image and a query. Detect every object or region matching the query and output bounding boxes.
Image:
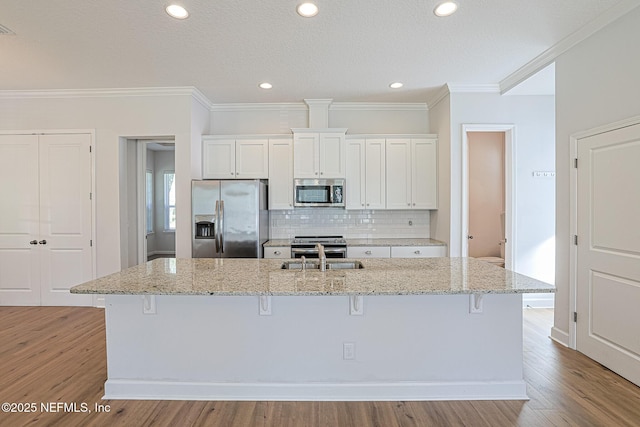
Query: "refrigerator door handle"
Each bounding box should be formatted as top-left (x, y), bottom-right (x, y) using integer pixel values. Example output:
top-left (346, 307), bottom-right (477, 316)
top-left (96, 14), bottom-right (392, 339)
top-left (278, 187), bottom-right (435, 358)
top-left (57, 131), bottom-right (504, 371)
top-left (215, 200), bottom-right (220, 253)
top-left (220, 200), bottom-right (225, 253)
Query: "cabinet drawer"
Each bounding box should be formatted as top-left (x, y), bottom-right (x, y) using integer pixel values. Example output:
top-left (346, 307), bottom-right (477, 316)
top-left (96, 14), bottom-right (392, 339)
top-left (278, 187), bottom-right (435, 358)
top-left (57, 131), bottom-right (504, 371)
top-left (347, 246), bottom-right (390, 258)
top-left (390, 246), bottom-right (446, 258)
top-left (263, 247), bottom-right (291, 259)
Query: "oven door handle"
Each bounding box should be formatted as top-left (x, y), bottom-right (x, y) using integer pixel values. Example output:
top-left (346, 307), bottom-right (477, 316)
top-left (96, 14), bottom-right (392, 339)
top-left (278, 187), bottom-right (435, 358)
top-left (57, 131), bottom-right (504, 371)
top-left (291, 248), bottom-right (346, 255)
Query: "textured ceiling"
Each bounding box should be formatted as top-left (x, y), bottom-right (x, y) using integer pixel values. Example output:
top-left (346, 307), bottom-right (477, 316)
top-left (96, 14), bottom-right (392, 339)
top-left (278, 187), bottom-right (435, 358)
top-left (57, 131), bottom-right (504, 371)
top-left (0, 0), bottom-right (629, 103)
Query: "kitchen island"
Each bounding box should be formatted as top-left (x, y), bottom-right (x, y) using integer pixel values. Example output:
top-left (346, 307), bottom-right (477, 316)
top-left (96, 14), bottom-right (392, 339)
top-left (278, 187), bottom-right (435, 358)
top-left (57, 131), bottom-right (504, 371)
top-left (72, 257), bottom-right (554, 401)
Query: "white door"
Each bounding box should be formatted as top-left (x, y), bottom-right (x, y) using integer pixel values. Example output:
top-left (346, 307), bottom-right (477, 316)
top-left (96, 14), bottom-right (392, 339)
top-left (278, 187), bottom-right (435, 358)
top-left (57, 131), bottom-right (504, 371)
top-left (236, 139), bottom-right (268, 179)
top-left (385, 139), bottom-right (412, 209)
top-left (576, 123), bottom-right (640, 387)
top-left (365, 139), bottom-right (386, 209)
top-left (203, 139), bottom-right (236, 179)
top-left (0, 133), bottom-right (93, 306)
top-left (293, 133), bottom-right (319, 178)
top-left (268, 138), bottom-right (294, 209)
top-left (412, 138), bottom-right (437, 209)
top-left (0, 135), bottom-right (41, 305)
top-left (319, 133), bottom-right (346, 178)
top-left (346, 139), bottom-right (365, 209)
top-left (39, 134), bottom-right (93, 306)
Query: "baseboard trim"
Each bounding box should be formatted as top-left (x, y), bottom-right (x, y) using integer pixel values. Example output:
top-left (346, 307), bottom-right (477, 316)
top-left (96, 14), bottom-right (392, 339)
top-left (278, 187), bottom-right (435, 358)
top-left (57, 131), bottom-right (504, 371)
top-left (104, 379), bottom-right (529, 401)
top-left (550, 327), bottom-right (570, 347)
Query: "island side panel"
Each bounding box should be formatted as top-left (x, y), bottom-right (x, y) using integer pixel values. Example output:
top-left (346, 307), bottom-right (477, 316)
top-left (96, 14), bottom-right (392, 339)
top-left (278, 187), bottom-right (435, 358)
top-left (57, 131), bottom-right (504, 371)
top-left (103, 293), bottom-right (525, 401)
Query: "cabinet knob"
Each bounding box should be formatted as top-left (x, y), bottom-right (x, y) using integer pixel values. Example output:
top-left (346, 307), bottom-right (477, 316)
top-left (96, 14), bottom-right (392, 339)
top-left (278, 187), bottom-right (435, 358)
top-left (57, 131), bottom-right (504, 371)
top-left (230, 172), bottom-right (234, 175)
top-left (413, 203), bottom-right (416, 206)
top-left (274, 251), bottom-right (281, 255)
top-left (361, 204), bottom-right (365, 207)
top-left (367, 203), bottom-right (370, 206)
top-left (365, 250), bottom-right (372, 255)
top-left (315, 172), bottom-right (318, 175)
top-left (407, 203), bottom-right (411, 206)
top-left (320, 172), bottom-right (323, 175)
top-left (39, 240), bottom-right (47, 245)
top-left (414, 250), bottom-right (421, 255)
top-left (29, 240), bottom-right (38, 245)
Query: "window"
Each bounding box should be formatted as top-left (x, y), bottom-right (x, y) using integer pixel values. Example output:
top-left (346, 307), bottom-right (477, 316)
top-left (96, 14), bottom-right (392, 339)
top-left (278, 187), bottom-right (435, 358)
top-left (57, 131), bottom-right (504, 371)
top-left (164, 171), bottom-right (176, 231)
top-left (146, 170), bottom-right (153, 233)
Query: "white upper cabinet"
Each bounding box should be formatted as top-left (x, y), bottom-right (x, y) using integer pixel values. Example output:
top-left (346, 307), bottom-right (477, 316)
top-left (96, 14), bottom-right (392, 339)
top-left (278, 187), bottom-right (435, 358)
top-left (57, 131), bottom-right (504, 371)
top-left (203, 137), bottom-right (268, 179)
top-left (385, 138), bottom-right (437, 210)
top-left (346, 138), bottom-right (385, 209)
top-left (293, 129), bottom-right (346, 178)
top-left (268, 137), bottom-right (294, 209)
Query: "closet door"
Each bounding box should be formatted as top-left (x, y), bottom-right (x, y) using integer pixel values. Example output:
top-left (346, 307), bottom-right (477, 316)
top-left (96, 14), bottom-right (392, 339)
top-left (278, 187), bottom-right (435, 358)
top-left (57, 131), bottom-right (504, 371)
top-left (39, 134), bottom-right (93, 306)
top-left (0, 135), bottom-right (41, 305)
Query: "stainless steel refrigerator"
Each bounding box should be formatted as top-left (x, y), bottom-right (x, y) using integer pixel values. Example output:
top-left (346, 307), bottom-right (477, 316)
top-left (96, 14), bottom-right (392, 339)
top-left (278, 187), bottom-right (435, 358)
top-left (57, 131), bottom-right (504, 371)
top-left (192, 180), bottom-right (269, 258)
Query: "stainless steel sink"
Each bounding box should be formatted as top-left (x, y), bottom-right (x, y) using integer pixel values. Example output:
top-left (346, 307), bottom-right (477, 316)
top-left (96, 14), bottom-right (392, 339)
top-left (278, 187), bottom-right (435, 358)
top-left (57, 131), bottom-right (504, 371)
top-left (281, 260), bottom-right (364, 270)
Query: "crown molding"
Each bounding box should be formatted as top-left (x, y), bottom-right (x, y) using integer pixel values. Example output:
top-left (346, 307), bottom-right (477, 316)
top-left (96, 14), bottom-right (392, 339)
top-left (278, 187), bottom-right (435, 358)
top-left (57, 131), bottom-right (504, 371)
top-left (447, 84), bottom-right (501, 94)
top-left (500, 0), bottom-right (640, 94)
top-left (0, 86), bottom-right (208, 101)
top-left (210, 102), bottom-right (307, 112)
top-left (330, 102), bottom-right (428, 111)
top-left (426, 85), bottom-right (451, 110)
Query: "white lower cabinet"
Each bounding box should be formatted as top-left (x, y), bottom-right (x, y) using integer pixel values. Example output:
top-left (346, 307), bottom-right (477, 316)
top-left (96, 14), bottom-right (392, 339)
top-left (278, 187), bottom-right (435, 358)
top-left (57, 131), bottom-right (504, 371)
top-left (264, 247), bottom-right (291, 259)
top-left (347, 246), bottom-right (391, 258)
top-left (391, 246), bottom-right (446, 258)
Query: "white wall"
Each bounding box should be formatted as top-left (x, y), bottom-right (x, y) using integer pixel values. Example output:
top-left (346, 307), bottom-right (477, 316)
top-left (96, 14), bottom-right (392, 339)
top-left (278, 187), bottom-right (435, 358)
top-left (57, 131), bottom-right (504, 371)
top-left (211, 103), bottom-right (429, 135)
top-left (554, 7), bottom-right (640, 340)
top-left (0, 90), bottom-right (205, 279)
top-left (433, 92), bottom-right (555, 285)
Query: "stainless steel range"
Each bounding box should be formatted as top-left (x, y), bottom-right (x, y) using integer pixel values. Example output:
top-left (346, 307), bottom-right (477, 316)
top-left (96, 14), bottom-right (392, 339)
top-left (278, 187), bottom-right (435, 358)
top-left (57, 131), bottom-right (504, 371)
top-left (290, 235), bottom-right (347, 258)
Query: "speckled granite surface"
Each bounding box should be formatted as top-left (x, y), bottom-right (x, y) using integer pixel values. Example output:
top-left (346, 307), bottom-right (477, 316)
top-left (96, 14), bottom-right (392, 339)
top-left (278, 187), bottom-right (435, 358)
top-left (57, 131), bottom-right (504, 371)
top-left (263, 238), bottom-right (446, 247)
top-left (71, 257), bottom-right (554, 296)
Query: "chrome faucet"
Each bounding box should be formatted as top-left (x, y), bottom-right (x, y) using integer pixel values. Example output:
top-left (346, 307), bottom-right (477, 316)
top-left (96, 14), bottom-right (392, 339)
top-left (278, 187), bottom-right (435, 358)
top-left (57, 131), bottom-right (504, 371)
top-left (300, 255), bottom-right (306, 271)
top-left (316, 243), bottom-right (327, 271)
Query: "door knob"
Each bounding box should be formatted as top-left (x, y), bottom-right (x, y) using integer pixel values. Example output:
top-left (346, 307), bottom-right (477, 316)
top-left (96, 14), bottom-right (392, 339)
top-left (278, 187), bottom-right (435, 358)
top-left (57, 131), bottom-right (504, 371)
top-left (29, 240), bottom-right (38, 245)
top-left (39, 240), bottom-right (47, 245)
top-left (468, 235), bottom-right (474, 240)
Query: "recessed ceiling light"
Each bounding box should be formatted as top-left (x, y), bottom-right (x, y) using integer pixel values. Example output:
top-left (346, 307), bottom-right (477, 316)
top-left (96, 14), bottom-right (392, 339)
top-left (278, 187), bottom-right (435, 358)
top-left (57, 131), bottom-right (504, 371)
top-left (389, 82), bottom-right (404, 89)
top-left (166, 4), bottom-right (189, 19)
top-left (259, 82), bottom-right (273, 89)
top-left (297, 2), bottom-right (319, 18)
top-left (434, 1), bottom-right (458, 17)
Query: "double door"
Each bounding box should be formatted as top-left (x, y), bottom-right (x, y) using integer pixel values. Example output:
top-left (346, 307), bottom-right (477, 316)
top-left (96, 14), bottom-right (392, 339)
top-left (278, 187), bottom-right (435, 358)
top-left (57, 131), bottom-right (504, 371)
top-left (0, 133), bottom-right (93, 306)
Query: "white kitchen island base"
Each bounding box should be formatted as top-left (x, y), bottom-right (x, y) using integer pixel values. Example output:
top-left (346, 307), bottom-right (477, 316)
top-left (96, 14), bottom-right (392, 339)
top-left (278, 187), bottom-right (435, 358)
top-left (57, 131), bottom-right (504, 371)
top-left (103, 293), bottom-right (527, 401)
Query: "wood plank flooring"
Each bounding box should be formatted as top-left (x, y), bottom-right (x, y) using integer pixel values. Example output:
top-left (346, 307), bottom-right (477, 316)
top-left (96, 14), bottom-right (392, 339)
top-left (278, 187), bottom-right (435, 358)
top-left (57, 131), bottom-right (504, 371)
top-left (0, 307), bottom-right (639, 427)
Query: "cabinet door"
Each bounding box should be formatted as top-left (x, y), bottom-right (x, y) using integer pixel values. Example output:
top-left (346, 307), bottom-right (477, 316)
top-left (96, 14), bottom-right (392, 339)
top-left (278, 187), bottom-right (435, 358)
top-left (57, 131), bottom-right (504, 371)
top-left (365, 139), bottom-right (386, 209)
top-left (293, 133), bottom-right (319, 178)
top-left (347, 246), bottom-right (391, 258)
top-left (203, 139), bottom-right (236, 179)
top-left (0, 135), bottom-right (41, 305)
top-left (346, 139), bottom-right (365, 209)
top-left (236, 139), bottom-right (268, 179)
top-left (319, 133), bottom-right (346, 178)
top-left (385, 139), bottom-right (412, 209)
top-left (263, 246), bottom-right (291, 259)
top-left (268, 138), bottom-right (294, 209)
top-left (391, 246), bottom-right (446, 258)
top-left (412, 138), bottom-right (438, 209)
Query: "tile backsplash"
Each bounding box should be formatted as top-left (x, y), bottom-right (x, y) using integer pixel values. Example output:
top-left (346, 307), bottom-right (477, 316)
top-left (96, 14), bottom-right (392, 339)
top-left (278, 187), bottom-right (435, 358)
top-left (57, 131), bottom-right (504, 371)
top-left (269, 209), bottom-right (430, 239)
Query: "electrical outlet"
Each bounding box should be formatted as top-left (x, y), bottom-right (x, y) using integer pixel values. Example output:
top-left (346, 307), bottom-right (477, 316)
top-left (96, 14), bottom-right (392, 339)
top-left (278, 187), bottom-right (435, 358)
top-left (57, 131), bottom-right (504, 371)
top-left (343, 342), bottom-right (355, 360)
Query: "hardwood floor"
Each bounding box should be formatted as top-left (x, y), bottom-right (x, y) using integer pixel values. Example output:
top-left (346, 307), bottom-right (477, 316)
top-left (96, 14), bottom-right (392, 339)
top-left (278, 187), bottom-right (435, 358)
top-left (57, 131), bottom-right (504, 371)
top-left (0, 307), bottom-right (638, 427)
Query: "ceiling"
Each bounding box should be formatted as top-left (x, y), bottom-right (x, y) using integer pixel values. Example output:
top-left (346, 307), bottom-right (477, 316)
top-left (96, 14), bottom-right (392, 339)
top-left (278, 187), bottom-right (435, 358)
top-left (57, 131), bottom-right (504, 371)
top-left (0, 1), bottom-right (630, 104)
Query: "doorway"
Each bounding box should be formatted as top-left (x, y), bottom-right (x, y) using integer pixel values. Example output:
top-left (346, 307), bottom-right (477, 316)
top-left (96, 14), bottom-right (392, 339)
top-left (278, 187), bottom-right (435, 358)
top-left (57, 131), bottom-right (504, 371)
top-left (461, 124), bottom-right (515, 270)
top-left (119, 137), bottom-right (175, 268)
top-left (467, 132), bottom-right (506, 266)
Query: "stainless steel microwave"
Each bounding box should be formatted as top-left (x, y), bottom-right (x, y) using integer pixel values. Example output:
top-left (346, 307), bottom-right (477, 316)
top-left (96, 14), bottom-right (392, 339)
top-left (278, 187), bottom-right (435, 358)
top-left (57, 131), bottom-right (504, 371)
top-left (294, 179), bottom-right (345, 207)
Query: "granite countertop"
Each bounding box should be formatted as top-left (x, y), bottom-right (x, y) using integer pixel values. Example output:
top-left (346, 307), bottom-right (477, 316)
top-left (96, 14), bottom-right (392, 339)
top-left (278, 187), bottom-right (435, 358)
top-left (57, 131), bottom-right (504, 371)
top-left (263, 238), bottom-right (446, 247)
top-left (71, 258), bottom-right (554, 296)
